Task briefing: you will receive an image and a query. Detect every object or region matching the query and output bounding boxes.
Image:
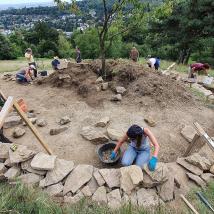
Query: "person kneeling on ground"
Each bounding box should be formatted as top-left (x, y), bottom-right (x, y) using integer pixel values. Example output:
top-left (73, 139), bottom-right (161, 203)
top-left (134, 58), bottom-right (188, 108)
top-left (51, 56), bottom-right (60, 71)
top-left (110, 124), bottom-right (160, 171)
top-left (16, 66), bottom-right (34, 84)
top-left (147, 57), bottom-right (160, 70)
top-left (188, 62), bottom-right (210, 79)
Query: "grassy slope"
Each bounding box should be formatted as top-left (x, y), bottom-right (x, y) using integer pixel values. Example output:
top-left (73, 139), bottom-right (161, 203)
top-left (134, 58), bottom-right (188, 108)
top-left (1, 182), bottom-right (214, 214)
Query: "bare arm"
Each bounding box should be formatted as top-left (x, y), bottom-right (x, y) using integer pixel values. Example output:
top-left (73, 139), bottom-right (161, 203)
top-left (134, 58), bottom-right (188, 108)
top-left (113, 134), bottom-right (128, 153)
top-left (144, 128), bottom-right (159, 157)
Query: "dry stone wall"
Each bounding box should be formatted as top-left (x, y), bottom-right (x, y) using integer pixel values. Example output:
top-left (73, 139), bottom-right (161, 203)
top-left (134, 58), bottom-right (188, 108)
top-left (1, 143), bottom-right (214, 209)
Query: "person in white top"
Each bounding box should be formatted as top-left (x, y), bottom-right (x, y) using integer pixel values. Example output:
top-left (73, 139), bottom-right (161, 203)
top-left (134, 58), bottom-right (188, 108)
top-left (25, 48), bottom-right (37, 77)
top-left (147, 57), bottom-right (156, 68)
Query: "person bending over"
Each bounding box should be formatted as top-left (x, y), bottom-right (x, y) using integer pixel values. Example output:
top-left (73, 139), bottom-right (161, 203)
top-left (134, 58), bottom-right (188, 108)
top-left (110, 124), bottom-right (159, 171)
top-left (16, 66), bottom-right (34, 84)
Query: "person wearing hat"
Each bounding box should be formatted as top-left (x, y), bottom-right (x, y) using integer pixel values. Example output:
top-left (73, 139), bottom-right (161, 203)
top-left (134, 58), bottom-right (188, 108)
top-left (25, 48), bottom-right (37, 77)
top-left (110, 124), bottom-right (159, 171)
top-left (51, 56), bottom-right (60, 71)
top-left (16, 66), bottom-right (34, 84)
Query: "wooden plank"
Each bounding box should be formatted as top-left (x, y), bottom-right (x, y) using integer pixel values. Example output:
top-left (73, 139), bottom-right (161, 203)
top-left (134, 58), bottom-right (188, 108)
top-left (0, 96), bottom-right (14, 129)
top-left (194, 122), bottom-right (214, 152)
top-left (184, 133), bottom-right (200, 157)
top-left (0, 91), bottom-right (53, 155)
top-left (180, 194), bottom-right (199, 214)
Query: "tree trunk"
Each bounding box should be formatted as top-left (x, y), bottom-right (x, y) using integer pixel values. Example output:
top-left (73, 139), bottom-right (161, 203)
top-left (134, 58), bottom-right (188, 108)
top-left (100, 39), bottom-right (106, 79)
top-left (183, 49), bottom-right (191, 65)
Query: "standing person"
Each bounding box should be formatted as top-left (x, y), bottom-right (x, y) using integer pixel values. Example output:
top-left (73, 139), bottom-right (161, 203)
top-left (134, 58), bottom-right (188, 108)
top-left (51, 56), bottom-right (60, 71)
top-left (110, 124), bottom-right (160, 171)
top-left (76, 47), bottom-right (82, 63)
top-left (16, 66), bottom-right (34, 84)
top-left (188, 63), bottom-right (210, 78)
top-left (130, 47), bottom-right (139, 62)
top-left (25, 48), bottom-right (37, 77)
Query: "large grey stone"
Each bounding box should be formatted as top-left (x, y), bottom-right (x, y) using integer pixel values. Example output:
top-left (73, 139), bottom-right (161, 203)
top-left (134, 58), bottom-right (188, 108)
top-left (107, 128), bottom-right (124, 141)
top-left (177, 158), bottom-right (203, 175)
top-left (87, 176), bottom-right (99, 194)
top-left (21, 159), bottom-right (46, 175)
top-left (81, 126), bottom-right (109, 144)
top-left (201, 173), bottom-right (214, 184)
top-left (99, 168), bottom-right (121, 188)
top-left (9, 144), bottom-right (36, 164)
top-left (17, 173), bottom-right (43, 187)
top-left (144, 162), bottom-right (169, 184)
top-left (59, 116), bottom-right (71, 125)
top-left (4, 158), bottom-right (14, 167)
top-left (41, 158), bottom-right (74, 187)
top-left (64, 191), bottom-right (84, 204)
top-left (142, 173), bottom-right (160, 188)
top-left (107, 189), bottom-right (122, 209)
top-left (186, 172), bottom-right (206, 187)
top-left (137, 188), bottom-right (160, 207)
top-left (92, 186), bottom-right (107, 205)
top-left (63, 164), bottom-right (93, 195)
top-left (12, 127), bottom-right (25, 138)
top-left (210, 165), bottom-right (214, 174)
top-left (0, 163), bottom-right (7, 174)
top-left (157, 173), bottom-right (174, 202)
top-left (50, 127), bottom-right (68, 135)
top-left (45, 183), bottom-right (64, 196)
top-left (4, 166), bottom-right (21, 180)
top-left (180, 125), bottom-right (197, 142)
top-left (0, 143), bottom-right (10, 159)
top-left (31, 152), bottom-right (56, 170)
top-left (185, 153), bottom-right (211, 171)
top-left (130, 192), bottom-right (138, 206)
top-left (120, 165), bottom-right (144, 195)
top-left (4, 116), bottom-right (22, 129)
top-left (116, 86), bottom-right (126, 95)
top-left (95, 117), bottom-right (110, 128)
top-left (93, 170), bottom-right (105, 186)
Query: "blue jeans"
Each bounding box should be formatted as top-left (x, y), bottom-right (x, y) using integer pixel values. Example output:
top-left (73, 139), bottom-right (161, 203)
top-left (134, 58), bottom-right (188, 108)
top-left (16, 73), bottom-right (27, 83)
top-left (121, 145), bottom-right (150, 168)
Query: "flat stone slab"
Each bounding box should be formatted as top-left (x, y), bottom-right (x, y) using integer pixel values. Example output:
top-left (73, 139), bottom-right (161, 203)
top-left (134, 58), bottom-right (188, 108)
top-left (185, 153), bottom-right (211, 171)
top-left (45, 183), bottom-right (64, 196)
top-left (87, 176), bottom-right (99, 194)
top-left (17, 173), bottom-right (43, 187)
top-left (4, 116), bottom-right (22, 129)
top-left (81, 185), bottom-right (92, 197)
top-left (120, 165), bottom-right (144, 194)
top-left (137, 188), bottom-right (160, 207)
top-left (99, 168), bottom-right (121, 188)
top-left (107, 128), bottom-right (124, 141)
top-left (93, 170), bottom-right (105, 186)
top-left (186, 172), bottom-right (206, 187)
top-left (144, 162), bottom-right (169, 184)
top-left (0, 143), bottom-right (10, 159)
top-left (63, 164), bottom-right (93, 195)
top-left (180, 125), bottom-right (197, 142)
top-left (200, 173), bottom-right (214, 184)
top-left (0, 163), bottom-right (7, 174)
top-left (21, 159), bottom-right (46, 175)
top-left (92, 186), bottom-right (107, 205)
top-left (31, 152), bottom-right (56, 170)
top-left (9, 144), bottom-right (36, 164)
top-left (41, 158), bottom-right (74, 187)
top-left (177, 158), bottom-right (203, 176)
top-left (64, 191), bottom-right (84, 204)
top-left (4, 166), bottom-right (21, 181)
top-left (107, 189), bottom-right (122, 209)
top-left (81, 126), bottom-right (109, 144)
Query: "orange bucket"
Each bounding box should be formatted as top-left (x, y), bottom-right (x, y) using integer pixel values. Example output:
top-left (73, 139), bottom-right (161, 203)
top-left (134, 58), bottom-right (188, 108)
top-left (17, 99), bottom-right (28, 112)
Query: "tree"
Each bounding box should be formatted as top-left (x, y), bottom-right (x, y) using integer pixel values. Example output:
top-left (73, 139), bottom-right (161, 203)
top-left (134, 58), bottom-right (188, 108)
top-left (58, 34), bottom-right (73, 58)
top-left (55, 0), bottom-right (144, 78)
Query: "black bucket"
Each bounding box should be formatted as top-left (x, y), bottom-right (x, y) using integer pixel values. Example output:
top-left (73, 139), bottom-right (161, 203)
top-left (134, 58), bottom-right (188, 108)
top-left (39, 70), bottom-right (48, 76)
top-left (97, 142), bottom-right (121, 165)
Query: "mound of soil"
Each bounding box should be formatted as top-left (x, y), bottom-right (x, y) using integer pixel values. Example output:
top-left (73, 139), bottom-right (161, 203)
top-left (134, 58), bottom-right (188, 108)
top-left (36, 59), bottom-right (194, 106)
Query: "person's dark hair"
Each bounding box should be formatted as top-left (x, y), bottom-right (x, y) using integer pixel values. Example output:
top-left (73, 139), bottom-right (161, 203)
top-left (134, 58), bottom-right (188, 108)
top-left (136, 134), bottom-right (143, 148)
top-left (127, 125), bottom-right (144, 149)
top-left (203, 63), bottom-right (210, 69)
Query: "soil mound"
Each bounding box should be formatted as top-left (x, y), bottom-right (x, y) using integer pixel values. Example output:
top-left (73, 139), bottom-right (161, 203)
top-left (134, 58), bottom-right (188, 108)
top-left (36, 59), bottom-right (194, 106)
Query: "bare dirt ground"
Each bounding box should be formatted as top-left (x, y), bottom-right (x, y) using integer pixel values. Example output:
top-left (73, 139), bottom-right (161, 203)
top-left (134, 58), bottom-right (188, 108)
top-left (1, 60), bottom-right (213, 168)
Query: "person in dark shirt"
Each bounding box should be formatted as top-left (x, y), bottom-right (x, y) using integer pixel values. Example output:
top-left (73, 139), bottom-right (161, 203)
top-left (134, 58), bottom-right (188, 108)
top-left (76, 47), bottom-right (82, 63)
top-left (51, 56), bottom-right (60, 70)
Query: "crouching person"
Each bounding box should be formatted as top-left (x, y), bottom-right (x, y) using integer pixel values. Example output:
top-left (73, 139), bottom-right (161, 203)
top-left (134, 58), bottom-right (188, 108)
top-left (16, 66), bottom-right (34, 84)
top-left (110, 124), bottom-right (159, 171)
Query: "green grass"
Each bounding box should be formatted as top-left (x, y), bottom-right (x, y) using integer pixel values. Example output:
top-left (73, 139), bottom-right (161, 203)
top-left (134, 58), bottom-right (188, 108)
top-left (0, 58), bottom-right (52, 73)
